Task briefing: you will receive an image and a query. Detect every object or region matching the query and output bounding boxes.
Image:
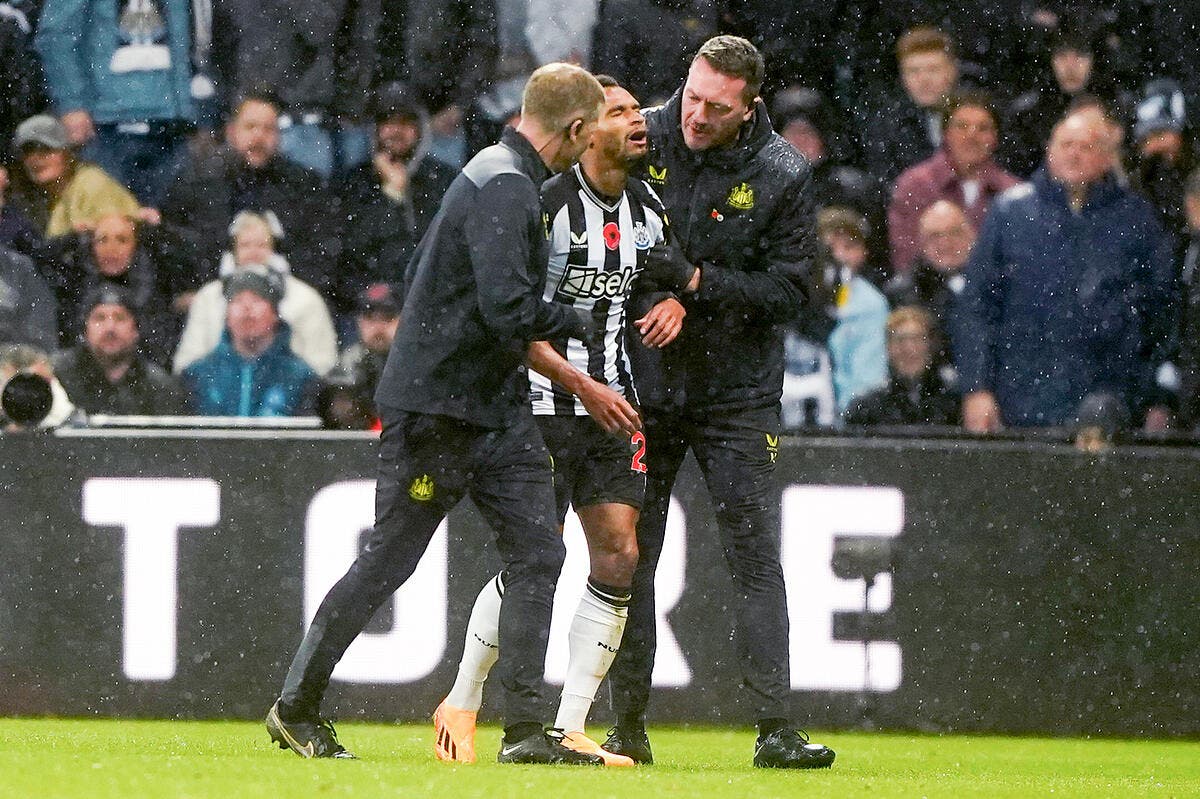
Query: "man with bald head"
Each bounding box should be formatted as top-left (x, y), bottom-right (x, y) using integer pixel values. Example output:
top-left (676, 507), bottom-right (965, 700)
top-left (267, 64), bottom-right (609, 765)
top-left (955, 109), bottom-right (1175, 433)
top-left (886, 200), bottom-right (976, 370)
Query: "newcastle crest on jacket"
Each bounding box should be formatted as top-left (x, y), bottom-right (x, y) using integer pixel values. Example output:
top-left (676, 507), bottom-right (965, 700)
top-left (727, 182), bottom-right (755, 210)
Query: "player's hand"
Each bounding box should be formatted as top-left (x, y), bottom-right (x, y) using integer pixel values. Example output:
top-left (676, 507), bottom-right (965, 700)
top-left (635, 297), bottom-right (685, 348)
top-left (642, 241), bottom-right (697, 292)
top-left (962, 390), bottom-right (1002, 434)
top-left (577, 378), bottom-right (642, 436)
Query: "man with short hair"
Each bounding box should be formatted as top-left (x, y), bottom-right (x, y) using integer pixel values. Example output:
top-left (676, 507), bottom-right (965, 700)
top-left (956, 109), bottom-right (1175, 433)
top-left (603, 35), bottom-right (836, 770)
top-left (160, 92), bottom-right (332, 301)
top-left (433, 75), bottom-right (695, 767)
top-left (332, 82), bottom-right (456, 318)
top-left (267, 63), bottom-right (609, 765)
top-left (888, 92), bottom-right (1018, 273)
top-left (54, 286), bottom-right (191, 416)
top-left (1001, 28), bottom-right (1103, 177)
top-left (886, 200), bottom-right (976, 370)
top-left (181, 270), bottom-right (318, 417)
top-left (857, 26), bottom-right (961, 186)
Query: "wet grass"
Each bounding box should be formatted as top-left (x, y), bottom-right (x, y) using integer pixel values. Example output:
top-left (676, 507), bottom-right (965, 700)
top-left (2, 718), bottom-right (1198, 798)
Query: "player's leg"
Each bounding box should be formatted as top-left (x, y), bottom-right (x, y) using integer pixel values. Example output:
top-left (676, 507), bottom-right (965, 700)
top-left (433, 572), bottom-right (502, 763)
top-left (691, 408), bottom-right (834, 769)
top-left (468, 416), bottom-right (602, 765)
top-left (555, 501), bottom-right (638, 766)
top-left (603, 410), bottom-right (689, 763)
top-left (270, 410), bottom-right (470, 758)
top-left (551, 421), bottom-right (644, 765)
top-left (433, 416), bottom-right (581, 763)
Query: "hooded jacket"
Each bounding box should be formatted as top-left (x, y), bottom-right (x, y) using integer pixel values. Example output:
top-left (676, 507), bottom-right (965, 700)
top-left (955, 169), bottom-right (1176, 426)
top-left (181, 322), bottom-right (318, 417)
top-left (630, 88), bottom-right (814, 414)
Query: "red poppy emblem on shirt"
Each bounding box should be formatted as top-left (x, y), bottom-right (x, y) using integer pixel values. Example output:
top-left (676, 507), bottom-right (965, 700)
top-left (603, 222), bottom-right (621, 250)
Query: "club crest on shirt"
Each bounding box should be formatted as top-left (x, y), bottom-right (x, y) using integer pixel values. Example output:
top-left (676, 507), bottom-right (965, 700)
top-left (632, 221), bottom-right (653, 250)
top-left (727, 182), bottom-right (755, 210)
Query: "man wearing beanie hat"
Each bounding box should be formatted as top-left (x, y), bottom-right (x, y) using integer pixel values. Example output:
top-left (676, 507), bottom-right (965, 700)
top-left (332, 82), bottom-right (455, 318)
top-left (181, 271), bottom-right (318, 417)
top-left (1130, 78), bottom-right (1195, 239)
top-left (53, 285), bottom-right (191, 416)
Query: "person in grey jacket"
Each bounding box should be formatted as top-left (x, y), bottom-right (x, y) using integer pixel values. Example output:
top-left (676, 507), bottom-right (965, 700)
top-left (0, 244), bottom-right (57, 351)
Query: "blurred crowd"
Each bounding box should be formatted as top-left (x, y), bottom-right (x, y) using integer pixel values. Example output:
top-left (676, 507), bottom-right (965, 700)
top-left (0, 0), bottom-right (1197, 441)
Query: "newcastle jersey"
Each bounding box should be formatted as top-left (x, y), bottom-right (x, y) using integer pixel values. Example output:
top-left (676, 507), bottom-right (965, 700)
top-left (530, 163), bottom-right (668, 416)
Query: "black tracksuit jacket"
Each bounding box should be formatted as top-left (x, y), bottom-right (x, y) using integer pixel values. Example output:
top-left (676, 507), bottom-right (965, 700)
top-left (376, 127), bottom-right (588, 428)
top-left (631, 89), bottom-right (814, 415)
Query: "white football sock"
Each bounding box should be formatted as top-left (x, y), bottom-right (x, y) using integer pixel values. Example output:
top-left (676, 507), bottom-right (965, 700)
top-left (554, 582), bottom-right (629, 733)
top-left (444, 573), bottom-right (504, 711)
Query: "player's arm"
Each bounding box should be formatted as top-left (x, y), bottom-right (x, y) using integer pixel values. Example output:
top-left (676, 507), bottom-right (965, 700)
top-left (526, 341), bottom-right (642, 435)
top-left (466, 175), bottom-right (591, 343)
top-left (689, 167), bottom-right (813, 322)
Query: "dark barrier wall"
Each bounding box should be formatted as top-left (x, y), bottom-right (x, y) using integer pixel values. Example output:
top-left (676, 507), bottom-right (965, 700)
top-left (0, 430), bottom-right (1197, 736)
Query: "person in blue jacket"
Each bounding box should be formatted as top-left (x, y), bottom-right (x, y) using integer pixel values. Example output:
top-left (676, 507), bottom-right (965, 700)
top-left (181, 270), bottom-right (318, 417)
top-left (955, 107), bottom-right (1176, 433)
top-left (34, 0), bottom-right (200, 205)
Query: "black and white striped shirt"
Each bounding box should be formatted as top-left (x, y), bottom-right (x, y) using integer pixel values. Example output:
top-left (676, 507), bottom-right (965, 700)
top-left (530, 163), bottom-right (668, 416)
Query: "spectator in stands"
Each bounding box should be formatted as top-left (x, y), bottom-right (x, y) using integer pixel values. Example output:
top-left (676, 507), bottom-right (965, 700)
top-left (1174, 169), bottom-right (1200, 428)
top-left (173, 211), bottom-right (337, 376)
top-left (53, 286), bottom-right (191, 416)
top-left (0, 11), bottom-right (45, 164)
top-left (47, 213), bottom-right (178, 364)
top-left (224, 2), bottom-right (382, 177)
top-left (0, 344), bottom-right (81, 430)
top-left (0, 165), bottom-right (45, 259)
top-left (886, 200), bottom-right (975, 371)
top-left (160, 91), bottom-right (333, 302)
top-left (0, 242), bottom-right (57, 351)
top-left (855, 26), bottom-right (961, 186)
top-left (1001, 28), bottom-right (1114, 178)
top-left (8, 115), bottom-right (143, 237)
top-left (888, 92), bottom-right (1018, 274)
top-left (820, 207), bottom-right (889, 415)
top-left (331, 82), bottom-right (455, 318)
top-left (181, 270), bottom-right (319, 417)
top-left (773, 87), bottom-right (886, 279)
top-left (330, 281), bottom-right (399, 408)
top-left (955, 109), bottom-right (1175, 433)
top-left (1129, 79), bottom-right (1194, 243)
top-left (34, 0), bottom-right (198, 205)
top-left (592, 0), bottom-right (721, 106)
top-left (844, 306), bottom-right (958, 426)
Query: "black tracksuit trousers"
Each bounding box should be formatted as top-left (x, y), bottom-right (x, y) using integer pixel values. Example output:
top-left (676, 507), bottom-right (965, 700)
top-left (280, 408), bottom-right (564, 726)
top-left (608, 406), bottom-right (791, 722)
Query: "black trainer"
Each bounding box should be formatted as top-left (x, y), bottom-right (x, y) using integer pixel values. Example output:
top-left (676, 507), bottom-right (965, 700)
top-left (497, 728), bottom-right (604, 765)
top-left (601, 725), bottom-right (654, 764)
top-left (753, 728), bottom-right (835, 769)
top-left (266, 699), bottom-right (357, 759)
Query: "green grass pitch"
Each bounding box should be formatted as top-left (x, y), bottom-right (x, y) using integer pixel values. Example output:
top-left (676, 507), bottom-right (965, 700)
top-left (3, 718), bottom-right (1199, 798)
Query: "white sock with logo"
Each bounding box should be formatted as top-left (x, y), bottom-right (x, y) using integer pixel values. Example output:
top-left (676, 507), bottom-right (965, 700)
top-left (445, 573), bottom-right (504, 712)
top-left (553, 580), bottom-right (629, 733)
